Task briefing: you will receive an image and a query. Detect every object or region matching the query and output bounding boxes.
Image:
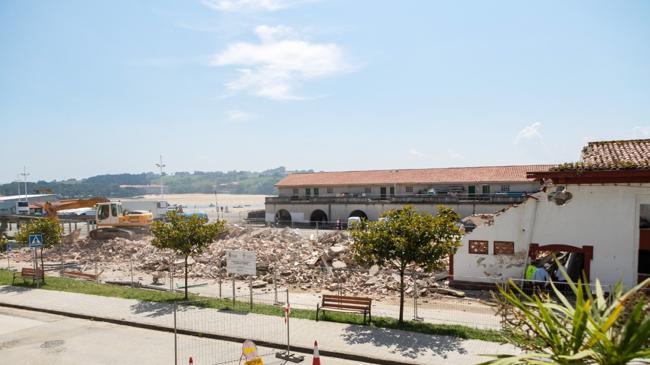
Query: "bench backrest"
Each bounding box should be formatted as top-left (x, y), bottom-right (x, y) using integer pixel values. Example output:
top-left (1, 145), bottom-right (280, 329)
top-left (322, 295), bottom-right (371, 310)
top-left (21, 268), bottom-right (44, 277)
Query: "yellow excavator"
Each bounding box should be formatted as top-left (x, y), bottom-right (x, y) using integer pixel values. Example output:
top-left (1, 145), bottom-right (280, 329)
top-left (40, 198), bottom-right (153, 239)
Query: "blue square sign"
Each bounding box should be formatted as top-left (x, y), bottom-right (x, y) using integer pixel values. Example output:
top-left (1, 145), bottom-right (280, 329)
top-left (28, 234), bottom-right (43, 248)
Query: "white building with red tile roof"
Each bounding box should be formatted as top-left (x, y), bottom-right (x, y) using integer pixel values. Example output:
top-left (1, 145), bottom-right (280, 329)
top-left (452, 139), bottom-right (650, 289)
top-left (265, 164), bottom-right (554, 226)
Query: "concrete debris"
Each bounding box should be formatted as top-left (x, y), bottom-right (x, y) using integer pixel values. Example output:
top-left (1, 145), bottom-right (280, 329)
top-left (10, 225), bottom-right (458, 299)
top-left (251, 280), bottom-right (267, 288)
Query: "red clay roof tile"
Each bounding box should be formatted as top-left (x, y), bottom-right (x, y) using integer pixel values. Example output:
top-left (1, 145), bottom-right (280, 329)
top-left (580, 139), bottom-right (650, 169)
top-left (276, 165), bottom-right (555, 187)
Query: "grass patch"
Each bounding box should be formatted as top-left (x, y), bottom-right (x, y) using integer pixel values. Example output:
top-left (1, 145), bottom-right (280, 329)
top-left (0, 269), bottom-right (503, 342)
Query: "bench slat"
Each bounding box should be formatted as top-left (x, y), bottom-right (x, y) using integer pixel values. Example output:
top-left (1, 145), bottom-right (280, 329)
top-left (322, 301), bottom-right (371, 307)
top-left (21, 268), bottom-right (44, 277)
top-left (322, 295), bottom-right (372, 302)
top-left (321, 303), bottom-right (369, 311)
top-left (323, 298), bottom-right (371, 305)
top-left (321, 307), bottom-right (368, 314)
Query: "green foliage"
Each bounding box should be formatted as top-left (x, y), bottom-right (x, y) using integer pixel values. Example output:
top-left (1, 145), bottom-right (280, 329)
top-left (151, 212), bottom-right (226, 298)
top-left (482, 265), bottom-right (650, 365)
top-left (151, 212), bottom-right (226, 257)
top-left (15, 219), bottom-right (63, 248)
top-left (0, 167), bottom-right (295, 197)
top-left (350, 205), bottom-right (462, 323)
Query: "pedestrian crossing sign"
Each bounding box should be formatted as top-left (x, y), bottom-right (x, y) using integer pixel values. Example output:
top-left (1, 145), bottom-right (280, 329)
top-left (28, 234), bottom-right (43, 248)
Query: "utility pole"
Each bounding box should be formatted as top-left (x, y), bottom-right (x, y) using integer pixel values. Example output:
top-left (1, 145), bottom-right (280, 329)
top-left (20, 166), bottom-right (30, 202)
top-left (213, 184), bottom-right (219, 219)
top-left (156, 155), bottom-right (166, 200)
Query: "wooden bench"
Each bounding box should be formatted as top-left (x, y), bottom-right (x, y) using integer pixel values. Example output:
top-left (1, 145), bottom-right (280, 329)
top-left (12, 268), bottom-right (44, 285)
top-left (316, 295), bottom-right (372, 324)
top-left (62, 270), bottom-right (103, 282)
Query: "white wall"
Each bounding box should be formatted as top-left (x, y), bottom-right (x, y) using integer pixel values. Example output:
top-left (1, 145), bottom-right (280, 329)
top-left (454, 184), bottom-right (650, 288)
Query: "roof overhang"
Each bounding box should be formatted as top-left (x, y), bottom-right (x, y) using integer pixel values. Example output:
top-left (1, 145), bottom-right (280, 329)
top-left (527, 169), bottom-right (650, 184)
top-left (275, 180), bottom-right (536, 188)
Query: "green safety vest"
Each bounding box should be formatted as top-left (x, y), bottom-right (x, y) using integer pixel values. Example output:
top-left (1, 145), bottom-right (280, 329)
top-left (525, 265), bottom-right (537, 280)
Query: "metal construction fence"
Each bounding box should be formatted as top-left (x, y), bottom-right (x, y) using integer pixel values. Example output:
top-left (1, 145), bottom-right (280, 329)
top-left (174, 290), bottom-right (291, 365)
top-left (2, 244), bottom-right (621, 335)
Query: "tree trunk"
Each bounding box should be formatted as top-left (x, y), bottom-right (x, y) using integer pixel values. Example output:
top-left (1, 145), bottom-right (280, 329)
top-left (398, 269), bottom-right (405, 324)
top-left (184, 255), bottom-right (188, 300)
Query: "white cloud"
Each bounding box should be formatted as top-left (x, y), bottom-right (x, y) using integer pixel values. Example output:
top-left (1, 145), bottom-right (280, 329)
top-left (254, 25), bottom-right (297, 43)
top-left (226, 110), bottom-right (255, 122)
top-left (447, 149), bottom-right (464, 161)
top-left (201, 0), bottom-right (314, 12)
top-left (634, 126), bottom-right (650, 137)
top-left (515, 122), bottom-right (543, 144)
top-left (409, 148), bottom-right (428, 158)
top-left (212, 25), bottom-right (348, 100)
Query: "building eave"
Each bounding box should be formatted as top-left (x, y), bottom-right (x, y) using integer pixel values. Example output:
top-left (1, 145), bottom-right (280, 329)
top-left (527, 169), bottom-right (650, 184)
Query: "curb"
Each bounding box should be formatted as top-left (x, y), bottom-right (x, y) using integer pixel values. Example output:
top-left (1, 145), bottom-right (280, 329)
top-left (0, 301), bottom-right (418, 365)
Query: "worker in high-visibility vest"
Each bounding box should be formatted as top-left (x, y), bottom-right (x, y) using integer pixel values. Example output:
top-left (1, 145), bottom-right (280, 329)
top-left (525, 263), bottom-right (537, 280)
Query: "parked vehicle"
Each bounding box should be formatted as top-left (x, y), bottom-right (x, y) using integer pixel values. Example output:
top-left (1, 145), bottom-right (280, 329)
top-left (120, 200), bottom-right (178, 221)
top-left (15, 201), bottom-right (28, 215)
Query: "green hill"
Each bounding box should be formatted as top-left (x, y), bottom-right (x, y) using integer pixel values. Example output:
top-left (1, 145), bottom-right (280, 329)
top-left (0, 167), bottom-right (304, 198)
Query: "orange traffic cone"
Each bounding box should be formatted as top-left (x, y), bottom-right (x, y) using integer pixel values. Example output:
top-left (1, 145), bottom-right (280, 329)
top-left (188, 356), bottom-right (193, 364)
top-left (312, 340), bottom-right (321, 365)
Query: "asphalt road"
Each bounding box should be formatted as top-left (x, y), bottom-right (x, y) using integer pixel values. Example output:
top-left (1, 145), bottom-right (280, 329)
top-left (0, 307), bottom-right (370, 365)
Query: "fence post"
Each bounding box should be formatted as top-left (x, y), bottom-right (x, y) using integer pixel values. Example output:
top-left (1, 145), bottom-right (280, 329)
top-left (413, 272), bottom-right (423, 321)
top-left (273, 269), bottom-right (280, 305)
top-left (173, 301), bottom-right (178, 365)
top-left (232, 275), bottom-right (236, 307)
top-left (94, 262), bottom-right (98, 283)
top-left (130, 257), bottom-right (134, 287)
top-left (336, 272), bottom-right (342, 297)
top-left (169, 260), bottom-right (174, 292)
top-left (218, 275), bottom-right (222, 298)
top-left (286, 289), bottom-right (290, 354)
top-left (249, 276), bottom-right (253, 311)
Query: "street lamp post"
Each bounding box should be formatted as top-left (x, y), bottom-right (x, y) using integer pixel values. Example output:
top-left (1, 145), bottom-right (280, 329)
top-left (156, 155), bottom-right (166, 200)
top-left (213, 184), bottom-right (219, 219)
top-left (20, 166), bottom-right (30, 202)
top-left (16, 175), bottom-right (21, 196)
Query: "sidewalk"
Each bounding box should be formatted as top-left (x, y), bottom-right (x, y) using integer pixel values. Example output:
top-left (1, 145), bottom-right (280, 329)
top-left (0, 285), bottom-right (518, 364)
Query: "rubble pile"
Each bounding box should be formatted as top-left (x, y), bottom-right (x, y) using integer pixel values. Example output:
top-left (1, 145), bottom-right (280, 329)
top-left (12, 225), bottom-right (452, 299)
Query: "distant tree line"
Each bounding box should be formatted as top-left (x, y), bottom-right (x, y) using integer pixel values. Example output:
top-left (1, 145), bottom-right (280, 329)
top-left (0, 167), bottom-right (306, 198)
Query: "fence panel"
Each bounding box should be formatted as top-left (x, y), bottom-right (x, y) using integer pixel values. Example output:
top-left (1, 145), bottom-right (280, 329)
top-left (175, 290), bottom-right (288, 365)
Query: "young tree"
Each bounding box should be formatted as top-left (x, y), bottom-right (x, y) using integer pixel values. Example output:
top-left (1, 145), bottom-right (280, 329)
top-left (16, 218), bottom-right (64, 283)
top-left (151, 212), bottom-right (226, 299)
top-left (350, 205), bottom-right (462, 324)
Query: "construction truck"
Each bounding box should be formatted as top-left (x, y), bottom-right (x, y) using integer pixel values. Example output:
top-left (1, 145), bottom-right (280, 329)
top-left (40, 198), bottom-right (153, 240)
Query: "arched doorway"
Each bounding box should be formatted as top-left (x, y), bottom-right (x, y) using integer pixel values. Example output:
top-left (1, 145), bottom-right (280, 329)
top-left (310, 209), bottom-right (328, 226)
top-left (349, 210), bottom-right (368, 220)
top-left (275, 209), bottom-right (292, 226)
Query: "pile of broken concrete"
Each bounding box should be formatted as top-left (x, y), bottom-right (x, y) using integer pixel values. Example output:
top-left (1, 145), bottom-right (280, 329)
top-left (9, 224), bottom-right (458, 299)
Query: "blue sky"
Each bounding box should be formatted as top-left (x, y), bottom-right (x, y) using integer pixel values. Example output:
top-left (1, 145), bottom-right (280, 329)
top-left (1, 0), bottom-right (649, 183)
